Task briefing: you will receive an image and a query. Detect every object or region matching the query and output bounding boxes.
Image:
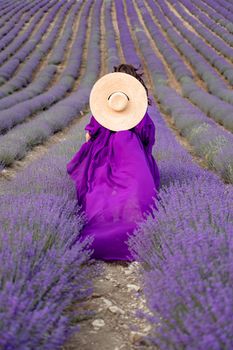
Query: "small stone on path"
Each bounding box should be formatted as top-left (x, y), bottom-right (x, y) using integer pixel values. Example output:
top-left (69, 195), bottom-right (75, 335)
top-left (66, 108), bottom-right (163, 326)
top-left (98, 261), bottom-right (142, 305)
top-left (92, 319), bottom-right (105, 328)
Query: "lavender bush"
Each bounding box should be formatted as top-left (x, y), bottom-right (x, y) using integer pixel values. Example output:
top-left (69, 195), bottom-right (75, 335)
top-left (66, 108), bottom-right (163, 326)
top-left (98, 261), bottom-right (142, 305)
top-left (0, 109), bottom-right (104, 348)
top-left (0, 0), bottom-right (105, 347)
top-left (0, 192), bottom-right (99, 349)
top-left (113, 7), bottom-right (233, 342)
top-left (126, 96), bottom-right (233, 350)
top-left (128, 175), bottom-right (233, 350)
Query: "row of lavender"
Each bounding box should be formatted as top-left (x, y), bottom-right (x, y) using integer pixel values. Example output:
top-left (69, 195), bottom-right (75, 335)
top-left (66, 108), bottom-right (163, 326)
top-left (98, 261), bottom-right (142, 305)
top-left (0, 0), bottom-right (92, 167)
top-left (0, 0), bottom-right (75, 102)
top-left (185, 0), bottom-right (233, 33)
top-left (165, 0), bottom-right (233, 104)
top-left (172, 0), bottom-right (233, 47)
top-left (0, 0), bottom-right (55, 68)
top-left (128, 96), bottom-right (233, 350)
top-left (169, 0), bottom-right (233, 62)
top-left (181, 0), bottom-right (233, 24)
top-left (0, 1), bottom-right (37, 35)
top-left (0, 0), bottom-right (81, 98)
top-left (113, 1), bottom-right (233, 348)
top-left (0, 0), bottom-right (107, 348)
top-left (128, 0), bottom-right (233, 183)
top-left (0, 0), bottom-right (15, 18)
top-left (0, 0), bottom-right (62, 83)
top-left (0, 116), bottom-right (102, 349)
top-left (138, 0), bottom-right (233, 183)
top-left (0, 0), bottom-right (232, 182)
top-left (203, 0), bottom-right (233, 23)
top-left (215, 0), bottom-right (233, 13)
top-left (144, 0), bottom-right (233, 132)
top-left (0, 0), bottom-right (77, 116)
top-left (177, 0), bottom-right (233, 44)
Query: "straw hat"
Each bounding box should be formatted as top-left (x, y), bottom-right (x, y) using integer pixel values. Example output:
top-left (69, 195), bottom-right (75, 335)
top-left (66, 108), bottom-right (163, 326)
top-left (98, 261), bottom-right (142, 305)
top-left (89, 72), bottom-right (148, 131)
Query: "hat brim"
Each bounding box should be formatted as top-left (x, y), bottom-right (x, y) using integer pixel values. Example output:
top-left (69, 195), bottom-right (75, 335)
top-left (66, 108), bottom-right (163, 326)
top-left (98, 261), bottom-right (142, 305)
top-left (89, 72), bottom-right (148, 131)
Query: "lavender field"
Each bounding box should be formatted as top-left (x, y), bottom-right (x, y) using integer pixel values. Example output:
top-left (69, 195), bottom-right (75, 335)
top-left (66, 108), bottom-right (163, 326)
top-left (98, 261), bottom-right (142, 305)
top-left (0, 0), bottom-right (232, 349)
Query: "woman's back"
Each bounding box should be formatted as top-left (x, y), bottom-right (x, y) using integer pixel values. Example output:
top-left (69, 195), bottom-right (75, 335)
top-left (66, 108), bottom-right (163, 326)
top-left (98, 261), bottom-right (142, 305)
top-left (66, 110), bottom-right (160, 261)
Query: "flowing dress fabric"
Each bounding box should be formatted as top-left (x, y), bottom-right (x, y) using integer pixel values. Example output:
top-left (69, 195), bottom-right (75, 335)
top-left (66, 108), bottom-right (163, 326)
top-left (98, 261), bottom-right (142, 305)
top-left (67, 111), bottom-right (160, 261)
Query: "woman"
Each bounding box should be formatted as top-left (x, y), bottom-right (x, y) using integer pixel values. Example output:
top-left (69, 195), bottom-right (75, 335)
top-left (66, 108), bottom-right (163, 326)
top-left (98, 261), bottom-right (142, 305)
top-left (67, 63), bottom-right (160, 262)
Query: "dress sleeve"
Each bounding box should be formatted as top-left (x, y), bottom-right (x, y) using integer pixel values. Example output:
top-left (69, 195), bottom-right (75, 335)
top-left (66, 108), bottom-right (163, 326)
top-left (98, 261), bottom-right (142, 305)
top-left (133, 111), bottom-right (155, 153)
top-left (133, 111), bottom-right (160, 192)
top-left (84, 115), bottom-right (102, 139)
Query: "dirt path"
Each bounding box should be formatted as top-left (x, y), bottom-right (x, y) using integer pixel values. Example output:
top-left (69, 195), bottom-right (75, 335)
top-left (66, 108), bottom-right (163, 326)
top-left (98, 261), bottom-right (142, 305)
top-left (63, 260), bottom-right (155, 350)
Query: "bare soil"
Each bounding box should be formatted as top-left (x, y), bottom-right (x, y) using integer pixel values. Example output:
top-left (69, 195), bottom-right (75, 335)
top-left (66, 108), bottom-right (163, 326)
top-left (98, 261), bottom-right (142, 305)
top-left (63, 260), bottom-right (156, 350)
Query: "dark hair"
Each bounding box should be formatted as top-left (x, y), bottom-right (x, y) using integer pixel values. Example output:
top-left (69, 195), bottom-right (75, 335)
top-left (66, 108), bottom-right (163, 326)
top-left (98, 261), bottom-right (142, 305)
top-left (112, 63), bottom-right (152, 106)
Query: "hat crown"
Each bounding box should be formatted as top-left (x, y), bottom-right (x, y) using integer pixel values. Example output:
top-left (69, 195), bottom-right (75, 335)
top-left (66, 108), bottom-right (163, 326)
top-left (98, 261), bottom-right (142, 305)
top-left (89, 72), bottom-right (148, 131)
top-left (108, 91), bottom-right (128, 112)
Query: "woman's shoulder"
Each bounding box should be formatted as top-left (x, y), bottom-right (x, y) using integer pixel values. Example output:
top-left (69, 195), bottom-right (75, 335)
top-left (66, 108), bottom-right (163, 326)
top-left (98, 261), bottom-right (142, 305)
top-left (132, 110), bottom-right (153, 129)
top-left (86, 111), bottom-right (154, 133)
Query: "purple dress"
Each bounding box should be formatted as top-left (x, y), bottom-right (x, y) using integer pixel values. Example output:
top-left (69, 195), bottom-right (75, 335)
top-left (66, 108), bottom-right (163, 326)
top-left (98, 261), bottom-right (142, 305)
top-left (67, 110), bottom-right (160, 261)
